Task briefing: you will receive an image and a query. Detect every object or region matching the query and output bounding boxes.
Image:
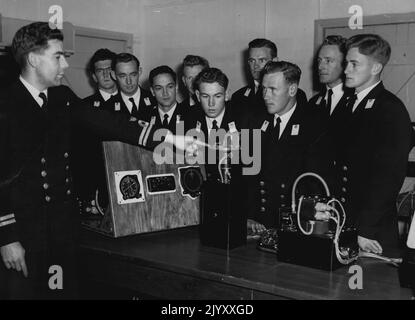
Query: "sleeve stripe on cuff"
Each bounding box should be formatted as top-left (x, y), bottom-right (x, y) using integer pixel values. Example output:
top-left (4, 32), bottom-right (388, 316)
top-left (0, 214), bottom-right (15, 222)
top-left (0, 218), bottom-right (16, 227)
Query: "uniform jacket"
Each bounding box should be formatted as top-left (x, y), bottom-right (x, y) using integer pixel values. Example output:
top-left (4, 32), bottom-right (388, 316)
top-left (144, 101), bottom-right (189, 134)
top-left (338, 82), bottom-right (412, 249)
top-left (0, 81), bottom-right (159, 249)
top-left (102, 87), bottom-right (156, 120)
top-left (243, 99), bottom-right (334, 228)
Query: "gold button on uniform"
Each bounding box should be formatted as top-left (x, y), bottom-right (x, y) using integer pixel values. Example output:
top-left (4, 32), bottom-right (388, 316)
top-left (260, 190), bottom-right (266, 195)
top-left (45, 196), bottom-right (51, 202)
top-left (65, 165), bottom-right (70, 170)
top-left (343, 166), bottom-right (348, 171)
top-left (41, 171), bottom-right (47, 178)
top-left (260, 181), bottom-right (265, 187)
top-left (261, 198), bottom-right (266, 203)
top-left (43, 183), bottom-right (49, 190)
top-left (66, 190), bottom-right (71, 195)
top-left (260, 207), bottom-right (266, 212)
top-left (65, 178), bottom-right (70, 183)
top-left (281, 184), bottom-right (286, 189)
top-left (41, 158), bottom-right (46, 164)
top-left (64, 152), bottom-right (69, 158)
top-left (343, 177), bottom-right (348, 183)
top-left (341, 198), bottom-right (346, 203)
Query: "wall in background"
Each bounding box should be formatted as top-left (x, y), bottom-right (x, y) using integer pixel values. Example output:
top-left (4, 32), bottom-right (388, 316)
top-left (1, 0), bottom-right (415, 97)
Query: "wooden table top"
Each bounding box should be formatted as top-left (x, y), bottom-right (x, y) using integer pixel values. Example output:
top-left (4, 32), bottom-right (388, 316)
top-left (80, 227), bottom-right (414, 300)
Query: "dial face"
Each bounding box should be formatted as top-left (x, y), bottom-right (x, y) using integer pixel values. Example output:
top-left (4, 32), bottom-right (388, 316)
top-left (120, 175), bottom-right (141, 200)
top-left (179, 167), bottom-right (203, 199)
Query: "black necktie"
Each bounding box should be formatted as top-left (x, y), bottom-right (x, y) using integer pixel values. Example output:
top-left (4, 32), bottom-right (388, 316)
top-left (326, 89), bottom-right (333, 116)
top-left (346, 94), bottom-right (357, 114)
top-left (274, 116), bottom-right (281, 140)
top-left (39, 92), bottom-right (48, 110)
top-left (129, 97), bottom-right (138, 115)
top-left (256, 85), bottom-right (263, 99)
top-left (162, 114), bottom-right (169, 128)
top-left (211, 120), bottom-right (220, 146)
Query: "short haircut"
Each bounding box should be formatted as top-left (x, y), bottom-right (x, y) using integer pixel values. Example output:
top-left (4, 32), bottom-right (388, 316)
top-left (89, 48), bottom-right (116, 74)
top-left (149, 65), bottom-right (177, 86)
top-left (346, 34), bottom-right (391, 66)
top-left (112, 53), bottom-right (140, 71)
top-left (12, 22), bottom-right (64, 70)
top-left (183, 55), bottom-right (210, 69)
top-left (194, 67), bottom-right (229, 91)
top-left (249, 38), bottom-right (278, 58)
top-left (262, 61), bottom-right (302, 85)
top-left (320, 35), bottom-right (347, 57)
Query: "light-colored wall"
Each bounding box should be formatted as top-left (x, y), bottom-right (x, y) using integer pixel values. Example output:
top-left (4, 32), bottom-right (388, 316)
top-left (2, 0), bottom-right (415, 96)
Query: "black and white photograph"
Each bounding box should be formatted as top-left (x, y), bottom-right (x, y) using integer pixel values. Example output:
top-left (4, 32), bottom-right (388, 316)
top-left (0, 0), bottom-right (415, 303)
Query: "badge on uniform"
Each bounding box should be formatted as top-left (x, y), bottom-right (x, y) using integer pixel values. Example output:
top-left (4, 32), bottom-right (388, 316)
top-left (261, 120), bottom-right (269, 132)
top-left (176, 114), bottom-right (181, 123)
top-left (316, 96), bottom-right (323, 105)
top-left (196, 121), bottom-right (201, 132)
top-left (365, 99), bottom-right (375, 110)
top-left (228, 121), bottom-right (237, 133)
top-left (291, 124), bottom-right (300, 136)
top-left (144, 98), bottom-right (151, 106)
top-left (244, 88), bottom-right (251, 97)
top-left (94, 101), bottom-right (100, 107)
top-left (150, 116), bottom-right (156, 125)
top-left (115, 102), bottom-right (121, 111)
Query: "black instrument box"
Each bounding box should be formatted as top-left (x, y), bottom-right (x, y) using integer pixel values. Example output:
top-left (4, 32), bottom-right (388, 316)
top-left (399, 248), bottom-right (415, 289)
top-left (277, 228), bottom-right (358, 271)
top-left (200, 180), bottom-right (246, 250)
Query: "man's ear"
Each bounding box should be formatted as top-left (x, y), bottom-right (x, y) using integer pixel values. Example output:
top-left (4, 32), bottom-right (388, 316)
top-left (225, 89), bottom-right (230, 102)
top-left (372, 62), bottom-right (383, 76)
top-left (182, 75), bottom-right (186, 85)
top-left (288, 83), bottom-right (298, 97)
top-left (139, 67), bottom-right (143, 77)
top-left (110, 70), bottom-right (117, 82)
top-left (150, 87), bottom-right (155, 97)
top-left (195, 90), bottom-right (201, 102)
top-left (27, 52), bottom-right (38, 68)
top-left (92, 73), bottom-right (98, 84)
top-left (272, 56), bottom-right (279, 62)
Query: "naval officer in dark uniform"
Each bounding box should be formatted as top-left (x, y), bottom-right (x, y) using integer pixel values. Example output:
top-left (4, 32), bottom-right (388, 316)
top-left (0, 22), bottom-right (195, 299)
top-left (339, 34), bottom-right (412, 256)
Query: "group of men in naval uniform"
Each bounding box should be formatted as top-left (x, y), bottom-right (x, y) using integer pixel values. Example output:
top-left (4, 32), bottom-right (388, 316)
top-left (0, 20), bottom-right (412, 299)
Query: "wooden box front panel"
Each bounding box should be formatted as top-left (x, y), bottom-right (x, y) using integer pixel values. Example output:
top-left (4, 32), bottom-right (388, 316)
top-left (103, 141), bottom-right (200, 237)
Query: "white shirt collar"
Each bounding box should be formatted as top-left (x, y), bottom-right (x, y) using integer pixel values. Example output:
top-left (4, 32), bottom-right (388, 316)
top-left (352, 81), bottom-right (381, 112)
top-left (356, 81), bottom-right (381, 102)
top-left (99, 89), bottom-right (118, 102)
top-left (274, 103), bottom-right (297, 139)
top-left (20, 76), bottom-right (47, 107)
top-left (158, 102), bottom-right (177, 123)
top-left (206, 108), bottom-right (226, 132)
top-left (121, 87), bottom-right (141, 113)
top-left (326, 82), bottom-right (343, 96)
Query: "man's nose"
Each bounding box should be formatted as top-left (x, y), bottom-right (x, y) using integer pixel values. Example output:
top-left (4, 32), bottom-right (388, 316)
top-left (126, 76), bottom-right (132, 85)
top-left (208, 97), bottom-right (215, 107)
top-left (61, 56), bottom-right (69, 70)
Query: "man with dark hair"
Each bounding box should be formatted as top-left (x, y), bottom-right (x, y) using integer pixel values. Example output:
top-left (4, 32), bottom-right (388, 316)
top-left (232, 38), bottom-right (307, 118)
top-left (181, 55), bottom-right (209, 109)
top-left (0, 22), bottom-right (195, 299)
top-left (339, 34), bottom-right (412, 256)
top-left (72, 48), bottom-right (117, 216)
top-left (309, 35), bottom-right (349, 119)
top-left (147, 65), bottom-right (188, 133)
top-left (244, 61), bottom-right (332, 233)
top-left (308, 35), bottom-right (351, 196)
top-left (104, 52), bottom-right (156, 119)
top-left (186, 67), bottom-right (238, 181)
